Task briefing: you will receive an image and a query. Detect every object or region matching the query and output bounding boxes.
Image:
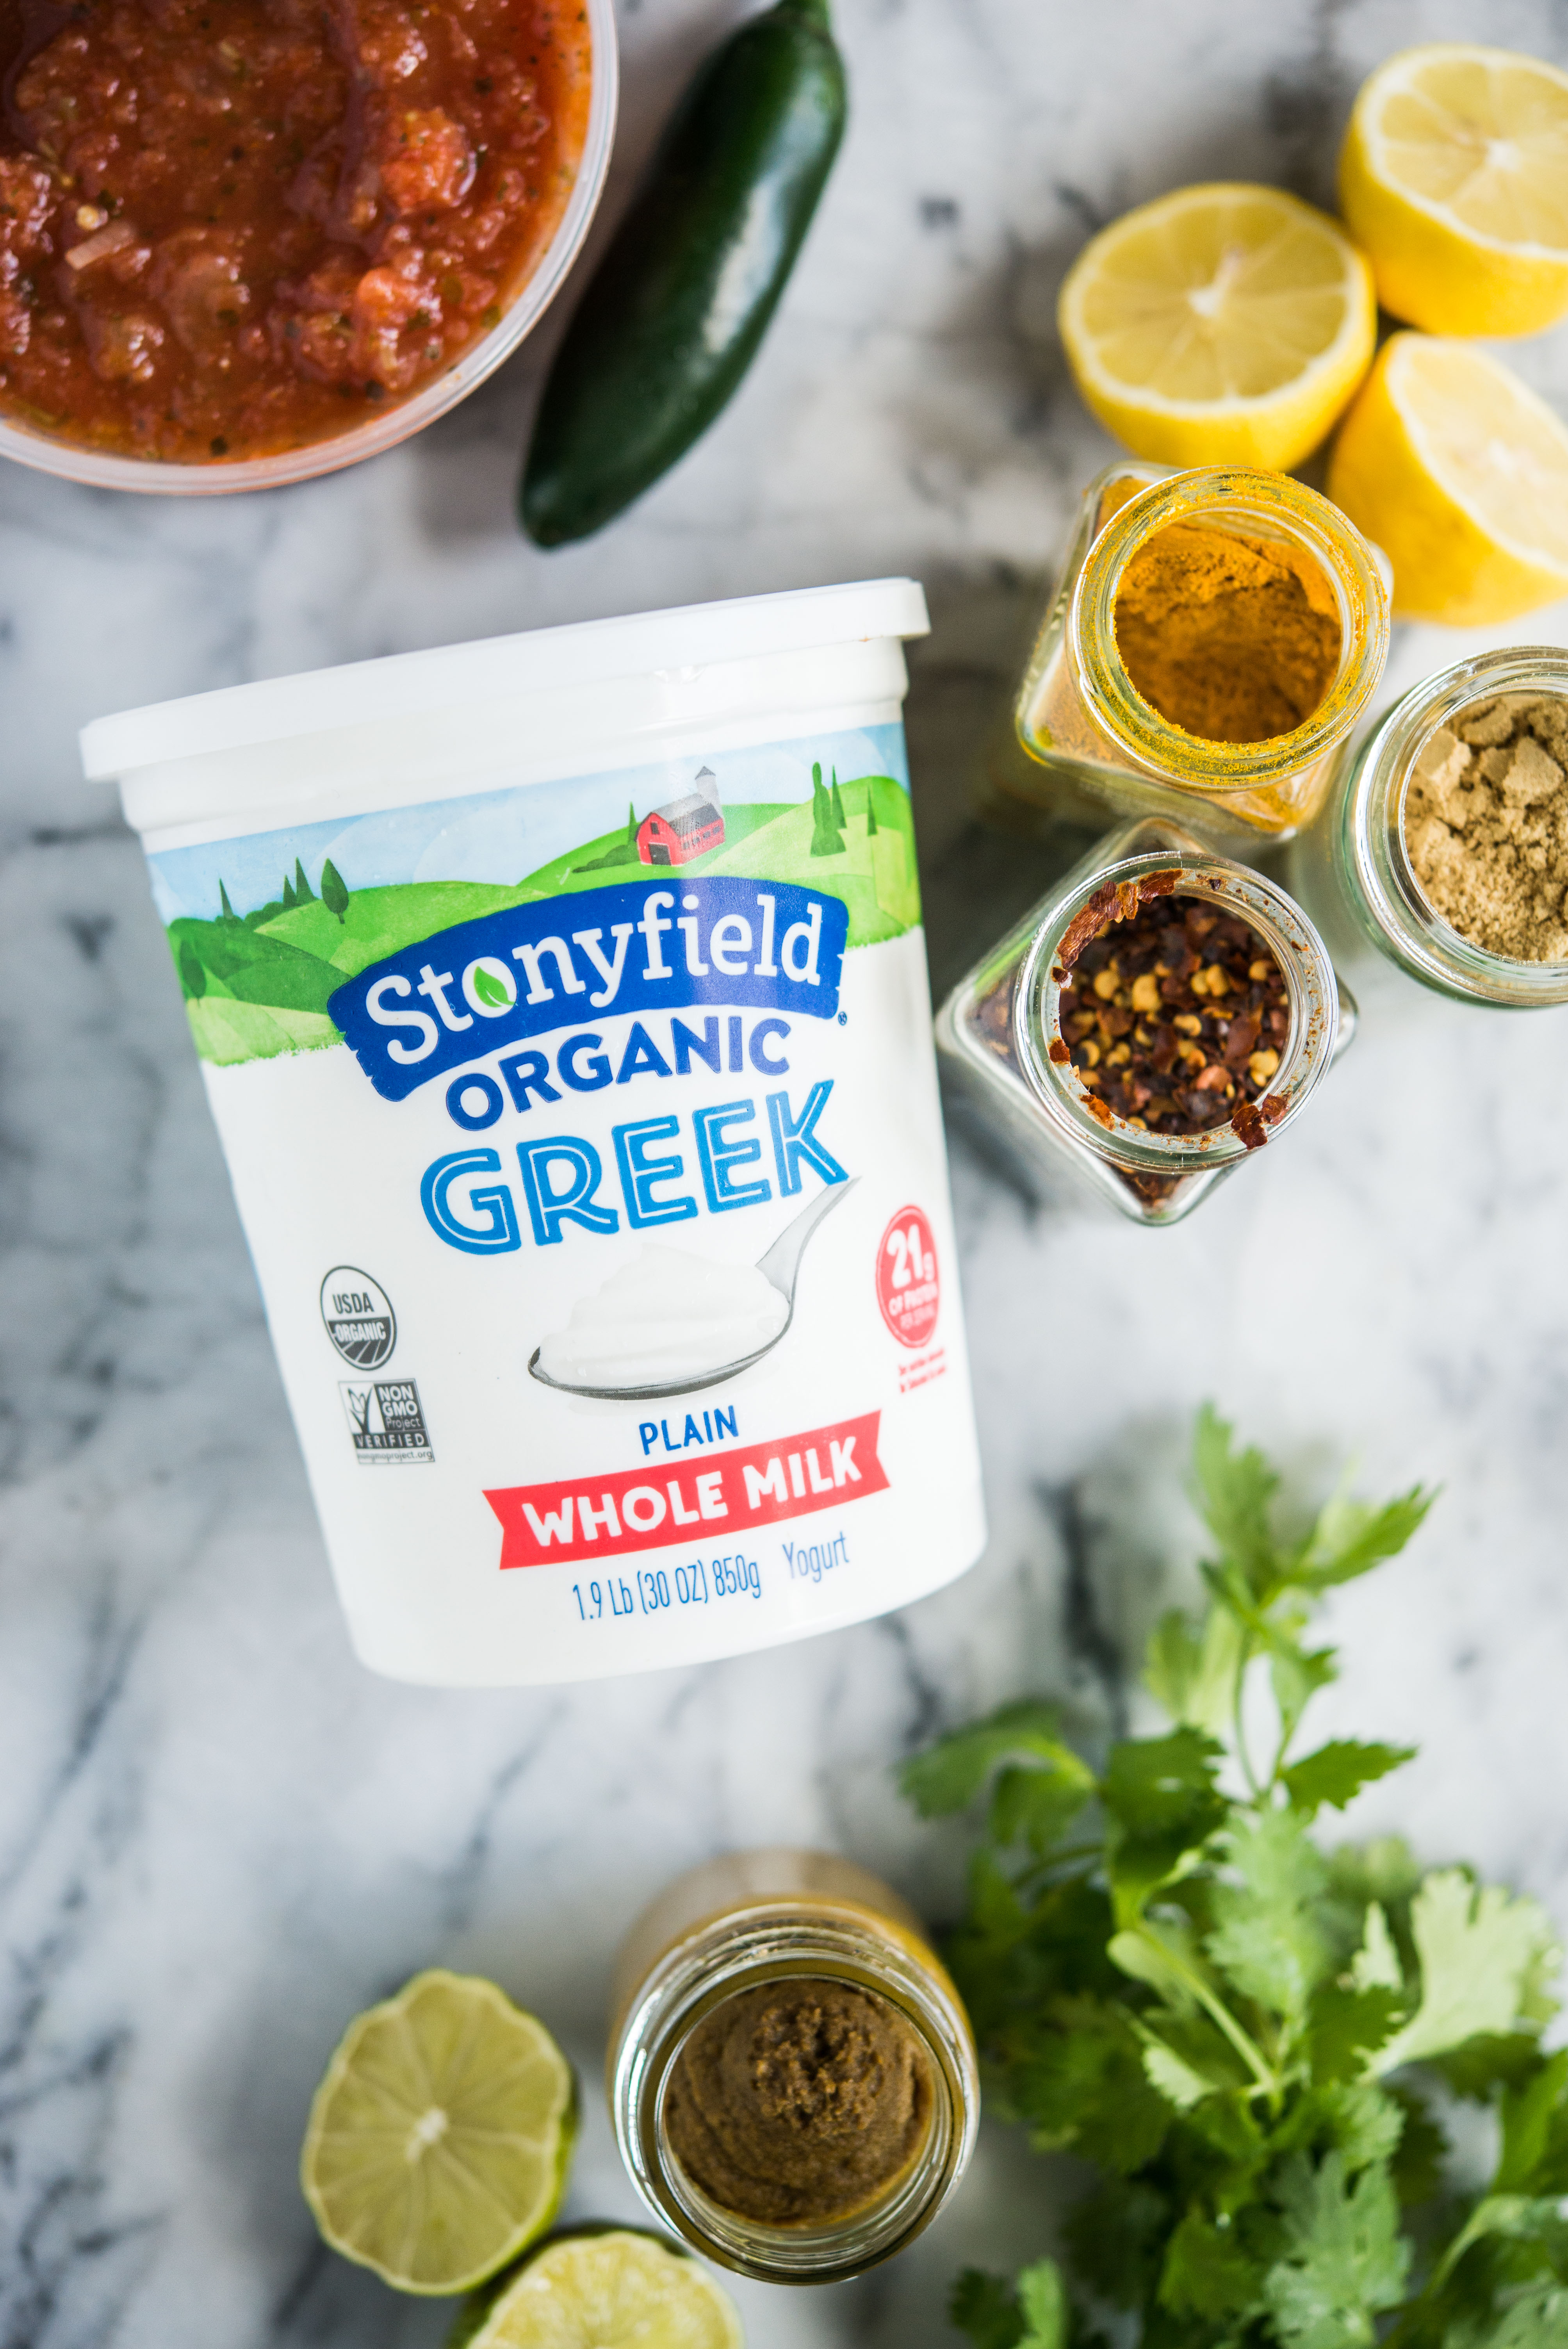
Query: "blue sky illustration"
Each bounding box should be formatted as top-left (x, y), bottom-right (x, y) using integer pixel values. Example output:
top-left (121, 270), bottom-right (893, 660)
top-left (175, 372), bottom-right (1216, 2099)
top-left (147, 724), bottom-right (909, 924)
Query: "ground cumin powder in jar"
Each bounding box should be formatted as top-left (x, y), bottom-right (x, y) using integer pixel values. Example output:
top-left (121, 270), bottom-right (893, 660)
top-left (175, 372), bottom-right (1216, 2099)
top-left (607, 1848), bottom-right (978, 2281)
top-left (664, 1978), bottom-right (933, 2225)
top-left (1404, 692), bottom-right (1568, 960)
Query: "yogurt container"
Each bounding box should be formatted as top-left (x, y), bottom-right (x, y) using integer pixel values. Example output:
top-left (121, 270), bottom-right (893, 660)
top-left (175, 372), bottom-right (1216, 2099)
top-left (84, 583), bottom-right (986, 1685)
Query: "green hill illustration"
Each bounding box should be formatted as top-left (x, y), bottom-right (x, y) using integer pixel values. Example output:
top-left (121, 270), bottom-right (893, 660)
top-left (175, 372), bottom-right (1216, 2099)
top-left (167, 775), bottom-right (921, 1067)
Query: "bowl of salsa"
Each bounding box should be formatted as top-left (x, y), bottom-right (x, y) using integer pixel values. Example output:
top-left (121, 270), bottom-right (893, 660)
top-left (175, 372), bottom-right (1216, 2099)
top-left (0, 0), bottom-right (617, 491)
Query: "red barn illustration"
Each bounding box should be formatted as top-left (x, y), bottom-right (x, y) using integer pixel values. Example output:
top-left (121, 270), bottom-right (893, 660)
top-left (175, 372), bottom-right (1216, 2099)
top-left (636, 769), bottom-right (725, 867)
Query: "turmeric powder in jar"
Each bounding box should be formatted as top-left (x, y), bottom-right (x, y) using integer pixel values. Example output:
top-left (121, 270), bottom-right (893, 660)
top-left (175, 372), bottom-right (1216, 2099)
top-left (1005, 466), bottom-right (1390, 845)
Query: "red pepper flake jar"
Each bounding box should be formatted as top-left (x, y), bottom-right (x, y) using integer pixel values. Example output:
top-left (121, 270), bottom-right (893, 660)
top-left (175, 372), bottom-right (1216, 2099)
top-left (935, 818), bottom-right (1352, 1226)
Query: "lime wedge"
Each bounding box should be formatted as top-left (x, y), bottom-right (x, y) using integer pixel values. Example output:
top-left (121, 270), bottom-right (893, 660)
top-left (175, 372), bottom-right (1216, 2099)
top-left (460, 2230), bottom-right (745, 2349)
top-left (301, 1969), bottom-right (577, 2294)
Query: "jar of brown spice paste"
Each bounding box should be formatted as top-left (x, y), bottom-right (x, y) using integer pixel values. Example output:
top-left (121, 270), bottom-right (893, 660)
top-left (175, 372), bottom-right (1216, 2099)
top-left (1001, 465), bottom-right (1391, 847)
top-left (607, 1848), bottom-right (978, 2283)
top-left (1290, 648), bottom-right (1568, 1009)
top-left (935, 818), bottom-right (1352, 1226)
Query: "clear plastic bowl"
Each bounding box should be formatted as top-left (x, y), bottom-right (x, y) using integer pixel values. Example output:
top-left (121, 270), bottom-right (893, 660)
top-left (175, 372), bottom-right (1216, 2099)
top-left (0, 0), bottom-right (619, 497)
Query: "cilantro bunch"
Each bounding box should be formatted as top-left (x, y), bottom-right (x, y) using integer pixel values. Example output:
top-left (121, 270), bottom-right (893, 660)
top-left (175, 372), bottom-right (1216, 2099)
top-left (903, 1408), bottom-right (1568, 2349)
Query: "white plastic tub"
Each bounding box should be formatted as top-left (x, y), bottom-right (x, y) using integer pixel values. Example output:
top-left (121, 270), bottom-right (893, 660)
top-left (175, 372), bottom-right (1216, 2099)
top-left (84, 583), bottom-right (987, 1684)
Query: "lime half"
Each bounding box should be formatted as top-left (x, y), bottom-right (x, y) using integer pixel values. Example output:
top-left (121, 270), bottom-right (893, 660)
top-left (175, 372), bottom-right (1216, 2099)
top-left (463, 2231), bottom-right (745, 2349)
top-left (301, 1969), bottom-right (577, 2294)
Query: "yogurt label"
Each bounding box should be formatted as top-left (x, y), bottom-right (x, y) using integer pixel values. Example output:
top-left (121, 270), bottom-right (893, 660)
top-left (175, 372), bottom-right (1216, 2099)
top-left (102, 589), bottom-right (986, 1684)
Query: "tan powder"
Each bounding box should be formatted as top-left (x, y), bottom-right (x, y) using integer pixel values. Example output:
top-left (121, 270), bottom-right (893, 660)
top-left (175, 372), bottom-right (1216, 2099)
top-left (663, 1979), bottom-right (932, 2227)
top-left (1405, 693), bottom-right (1568, 961)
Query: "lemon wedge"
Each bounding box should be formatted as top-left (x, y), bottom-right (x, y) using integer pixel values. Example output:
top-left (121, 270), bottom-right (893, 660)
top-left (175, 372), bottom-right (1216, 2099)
top-left (1328, 333), bottom-right (1568, 624)
top-left (1057, 183), bottom-right (1375, 471)
top-left (1340, 43), bottom-right (1568, 335)
top-left (301, 1969), bottom-right (577, 2295)
top-left (458, 2230), bottom-right (745, 2349)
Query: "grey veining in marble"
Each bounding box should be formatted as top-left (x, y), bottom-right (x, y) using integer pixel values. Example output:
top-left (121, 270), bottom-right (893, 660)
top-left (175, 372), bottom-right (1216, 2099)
top-left (7, 1), bottom-right (1568, 2344)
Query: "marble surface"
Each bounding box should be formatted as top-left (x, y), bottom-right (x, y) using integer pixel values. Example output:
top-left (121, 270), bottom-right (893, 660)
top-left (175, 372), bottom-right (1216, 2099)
top-left (7, 0), bottom-right (1568, 2343)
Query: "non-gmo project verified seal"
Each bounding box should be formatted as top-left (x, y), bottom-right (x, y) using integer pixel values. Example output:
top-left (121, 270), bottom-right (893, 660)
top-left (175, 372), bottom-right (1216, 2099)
top-left (340, 1379), bottom-right (434, 1464)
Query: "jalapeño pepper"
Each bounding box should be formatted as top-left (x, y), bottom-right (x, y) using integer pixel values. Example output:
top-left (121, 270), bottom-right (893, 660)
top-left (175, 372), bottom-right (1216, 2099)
top-left (520, 0), bottom-right (847, 547)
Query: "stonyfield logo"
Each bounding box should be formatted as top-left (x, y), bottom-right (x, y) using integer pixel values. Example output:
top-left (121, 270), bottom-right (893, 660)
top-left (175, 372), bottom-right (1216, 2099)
top-left (330, 878), bottom-right (849, 1103)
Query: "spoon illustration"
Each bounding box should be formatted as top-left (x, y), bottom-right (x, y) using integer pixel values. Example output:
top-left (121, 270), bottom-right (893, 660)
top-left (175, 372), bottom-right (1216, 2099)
top-left (527, 1179), bottom-right (858, 1402)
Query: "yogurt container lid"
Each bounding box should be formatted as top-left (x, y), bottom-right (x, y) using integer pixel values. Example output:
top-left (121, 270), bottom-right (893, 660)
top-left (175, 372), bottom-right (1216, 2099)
top-left (80, 578), bottom-right (930, 781)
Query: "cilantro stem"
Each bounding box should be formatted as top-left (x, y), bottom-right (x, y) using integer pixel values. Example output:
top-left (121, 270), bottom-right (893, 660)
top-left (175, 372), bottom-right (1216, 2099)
top-left (1127, 1921), bottom-right (1277, 2098)
top-left (1231, 1631), bottom-right (1263, 1802)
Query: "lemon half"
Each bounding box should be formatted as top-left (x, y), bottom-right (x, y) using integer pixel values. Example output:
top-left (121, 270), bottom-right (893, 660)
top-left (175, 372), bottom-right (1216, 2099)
top-left (301, 1969), bottom-right (577, 2295)
top-left (1341, 43), bottom-right (1568, 335)
top-left (1328, 333), bottom-right (1568, 624)
top-left (460, 2231), bottom-right (745, 2349)
top-left (1057, 182), bottom-right (1375, 471)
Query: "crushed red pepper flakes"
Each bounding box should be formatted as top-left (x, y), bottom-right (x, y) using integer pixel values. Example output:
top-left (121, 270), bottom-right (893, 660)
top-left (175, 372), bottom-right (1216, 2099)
top-left (1051, 884), bottom-right (1291, 1151)
top-left (1051, 868), bottom-right (1180, 984)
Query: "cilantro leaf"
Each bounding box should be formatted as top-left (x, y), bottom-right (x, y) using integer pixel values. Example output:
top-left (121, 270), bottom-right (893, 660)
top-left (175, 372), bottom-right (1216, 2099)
top-left (989, 1761), bottom-right (1095, 1857)
top-left (1144, 1605), bottom-right (1245, 1737)
top-left (1431, 2032), bottom-right (1549, 2101)
top-left (1487, 2279), bottom-right (1568, 2348)
top-left (1308, 1984), bottom-right (1406, 2085)
top-left (1351, 1901), bottom-right (1405, 1994)
top-left (1006, 1992), bottom-right (1173, 2172)
top-left (950, 2262), bottom-right (1071, 2349)
top-left (1268, 1633), bottom-right (1339, 1752)
top-left (1102, 1728), bottom-right (1226, 1908)
top-left (1206, 1809), bottom-right (1333, 2022)
top-left (1190, 1402), bottom-right (1281, 1597)
top-left (1313, 2081), bottom-right (1407, 2174)
top-left (1261, 2151), bottom-right (1410, 2349)
top-left (1016, 2259), bottom-right (1069, 2349)
top-left (1282, 1741), bottom-right (1417, 1816)
top-left (951, 2269), bottom-right (1026, 2349)
top-left (1387, 2083), bottom-right (1448, 2207)
top-left (1497, 2051), bottom-right (1568, 2194)
top-left (1065, 2179), bottom-right (1171, 2312)
top-left (1131, 2012), bottom-right (1253, 2112)
top-left (1370, 1870), bottom-right (1562, 2075)
top-left (898, 1700), bottom-right (1094, 1825)
top-left (1327, 1837), bottom-right (1423, 1913)
top-left (1158, 2206), bottom-right (1264, 2320)
top-left (1294, 1486), bottom-right (1436, 1592)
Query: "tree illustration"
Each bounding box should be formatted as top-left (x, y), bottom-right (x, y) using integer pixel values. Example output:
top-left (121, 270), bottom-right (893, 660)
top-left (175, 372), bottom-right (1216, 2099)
top-left (178, 939), bottom-right (206, 998)
top-left (865, 783), bottom-right (878, 836)
top-left (809, 761), bottom-right (844, 858)
top-left (321, 859), bottom-right (350, 924)
top-left (830, 767), bottom-right (846, 828)
top-left (218, 879), bottom-right (238, 925)
top-left (293, 857), bottom-right (316, 903)
top-left (282, 872), bottom-right (297, 909)
top-left (626, 798), bottom-right (637, 842)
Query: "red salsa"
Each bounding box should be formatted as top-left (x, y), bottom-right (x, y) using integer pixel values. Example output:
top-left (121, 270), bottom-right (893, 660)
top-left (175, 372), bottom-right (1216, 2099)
top-left (0, 0), bottom-right (592, 462)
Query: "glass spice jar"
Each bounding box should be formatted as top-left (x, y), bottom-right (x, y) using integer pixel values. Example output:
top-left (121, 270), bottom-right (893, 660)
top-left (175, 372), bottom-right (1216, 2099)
top-left (606, 1848), bottom-right (979, 2285)
top-left (1004, 464), bottom-right (1392, 847)
top-left (935, 817), bottom-right (1353, 1227)
top-left (1288, 647), bottom-right (1568, 1010)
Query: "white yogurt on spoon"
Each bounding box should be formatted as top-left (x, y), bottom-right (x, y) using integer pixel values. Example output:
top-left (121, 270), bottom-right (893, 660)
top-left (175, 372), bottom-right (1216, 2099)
top-left (535, 1246), bottom-right (790, 1391)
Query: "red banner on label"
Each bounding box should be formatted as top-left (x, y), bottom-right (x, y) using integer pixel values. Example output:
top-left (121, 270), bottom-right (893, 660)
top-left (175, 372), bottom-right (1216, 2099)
top-left (485, 1411), bottom-right (889, 1570)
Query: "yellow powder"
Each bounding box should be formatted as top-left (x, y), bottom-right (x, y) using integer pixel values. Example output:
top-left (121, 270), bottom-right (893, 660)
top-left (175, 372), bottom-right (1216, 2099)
top-left (1113, 519), bottom-right (1342, 743)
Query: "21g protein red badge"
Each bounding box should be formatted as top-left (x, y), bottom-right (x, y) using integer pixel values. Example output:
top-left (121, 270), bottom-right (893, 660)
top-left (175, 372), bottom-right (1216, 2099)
top-left (876, 1204), bottom-right (940, 1349)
